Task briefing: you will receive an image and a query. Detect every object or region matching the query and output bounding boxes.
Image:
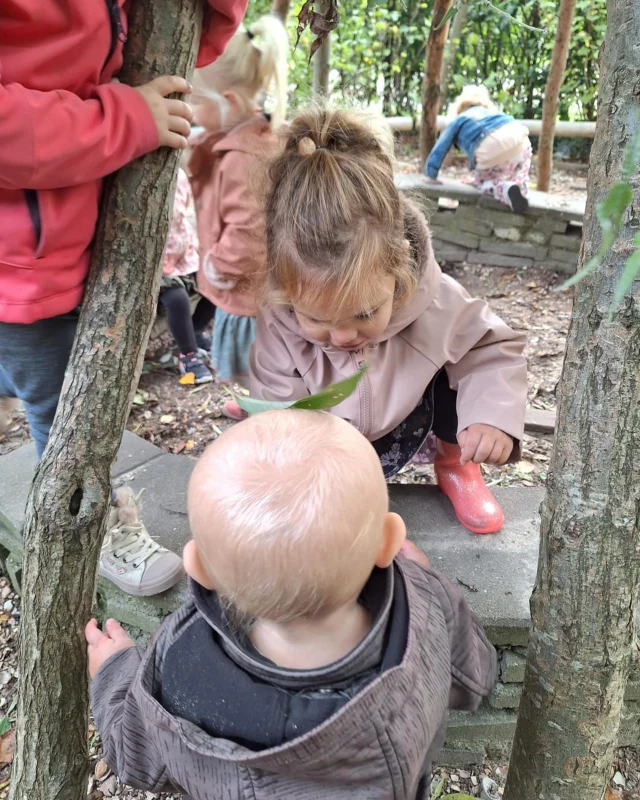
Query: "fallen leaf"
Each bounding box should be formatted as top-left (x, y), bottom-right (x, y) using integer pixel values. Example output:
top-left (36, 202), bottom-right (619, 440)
top-left (159, 414), bottom-right (175, 424)
top-left (179, 372), bottom-right (196, 386)
top-left (172, 441), bottom-right (186, 454)
top-left (94, 759), bottom-right (109, 780)
top-left (0, 729), bottom-right (15, 765)
top-left (516, 460), bottom-right (536, 474)
top-left (604, 788), bottom-right (620, 800)
top-left (0, 673), bottom-right (10, 686)
top-left (185, 440), bottom-right (195, 452)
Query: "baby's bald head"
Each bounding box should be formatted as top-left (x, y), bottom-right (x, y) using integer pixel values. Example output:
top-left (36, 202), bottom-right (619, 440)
top-left (187, 410), bottom-right (392, 623)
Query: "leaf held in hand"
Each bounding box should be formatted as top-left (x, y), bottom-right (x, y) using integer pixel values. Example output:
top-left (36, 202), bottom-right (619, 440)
top-left (236, 366), bottom-right (367, 416)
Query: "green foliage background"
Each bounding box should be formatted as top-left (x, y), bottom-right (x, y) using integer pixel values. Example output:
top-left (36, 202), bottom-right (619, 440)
top-left (249, 0), bottom-right (605, 120)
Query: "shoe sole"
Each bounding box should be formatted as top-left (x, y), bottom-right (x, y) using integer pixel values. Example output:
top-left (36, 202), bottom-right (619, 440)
top-left (97, 564), bottom-right (185, 597)
top-left (508, 185), bottom-right (529, 214)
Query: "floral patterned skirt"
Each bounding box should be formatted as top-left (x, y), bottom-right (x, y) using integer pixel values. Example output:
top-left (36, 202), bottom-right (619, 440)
top-left (373, 385), bottom-right (437, 479)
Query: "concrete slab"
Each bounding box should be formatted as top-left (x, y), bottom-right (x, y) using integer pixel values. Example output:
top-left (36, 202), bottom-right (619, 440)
top-left (390, 485), bottom-right (543, 644)
top-left (0, 431), bottom-right (163, 540)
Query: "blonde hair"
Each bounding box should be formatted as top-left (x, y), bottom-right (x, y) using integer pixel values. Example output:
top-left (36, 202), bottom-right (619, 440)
top-left (448, 84), bottom-right (496, 117)
top-left (193, 14), bottom-right (288, 126)
top-left (263, 106), bottom-right (418, 316)
top-left (187, 410), bottom-right (388, 624)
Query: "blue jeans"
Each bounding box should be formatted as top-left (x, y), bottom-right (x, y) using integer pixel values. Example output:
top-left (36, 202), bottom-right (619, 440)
top-left (0, 312), bottom-right (78, 457)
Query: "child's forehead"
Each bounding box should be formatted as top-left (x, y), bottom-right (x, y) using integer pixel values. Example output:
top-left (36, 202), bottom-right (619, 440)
top-left (292, 276), bottom-right (394, 322)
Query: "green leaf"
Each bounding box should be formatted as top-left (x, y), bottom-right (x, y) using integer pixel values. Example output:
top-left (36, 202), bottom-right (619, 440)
top-left (559, 254), bottom-right (599, 290)
top-left (235, 396), bottom-right (295, 415)
top-left (430, 774), bottom-right (446, 799)
top-left (435, 3), bottom-right (458, 31)
top-left (622, 117), bottom-right (640, 182)
top-left (598, 182), bottom-right (632, 230)
top-left (235, 366), bottom-right (367, 416)
top-left (613, 248), bottom-right (640, 307)
top-left (0, 717), bottom-right (11, 737)
top-left (291, 366), bottom-right (368, 410)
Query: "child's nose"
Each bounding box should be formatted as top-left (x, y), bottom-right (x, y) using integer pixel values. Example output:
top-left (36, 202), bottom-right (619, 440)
top-left (331, 327), bottom-right (359, 346)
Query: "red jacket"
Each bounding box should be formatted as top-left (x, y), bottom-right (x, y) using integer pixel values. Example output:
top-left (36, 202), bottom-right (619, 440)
top-left (0, 0), bottom-right (246, 324)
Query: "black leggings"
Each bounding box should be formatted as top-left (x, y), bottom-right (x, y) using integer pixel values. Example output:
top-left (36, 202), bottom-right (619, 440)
top-left (192, 296), bottom-right (215, 332)
top-left (430, 368), bottom-right (459, 445)
top-left (158, 286), bottom-right (198, 355)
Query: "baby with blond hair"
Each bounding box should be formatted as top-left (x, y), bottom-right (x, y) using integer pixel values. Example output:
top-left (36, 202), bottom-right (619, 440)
top-left (87, 410), bottom-right (496, 800)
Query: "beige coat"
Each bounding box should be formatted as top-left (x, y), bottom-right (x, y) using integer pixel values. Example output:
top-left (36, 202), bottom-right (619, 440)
top-left (250, 204), bottom-right (527, 449)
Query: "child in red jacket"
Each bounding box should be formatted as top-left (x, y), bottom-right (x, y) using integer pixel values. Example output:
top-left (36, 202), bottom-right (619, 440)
top-left (0, 0), bottom-right (246, 597)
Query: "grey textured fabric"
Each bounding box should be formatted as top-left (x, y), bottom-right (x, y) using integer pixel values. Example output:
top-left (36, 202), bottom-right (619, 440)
top-left (91, 558), bottom-right (497, 800)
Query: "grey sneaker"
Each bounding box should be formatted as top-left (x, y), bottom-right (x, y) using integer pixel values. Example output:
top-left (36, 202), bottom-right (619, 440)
top-left (99, 488), bottom-right (185, 597)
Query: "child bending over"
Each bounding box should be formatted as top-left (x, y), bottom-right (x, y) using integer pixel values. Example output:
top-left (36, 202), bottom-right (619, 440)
top-left (188, 14), bottom-right (286, 397)
top-left (249, 107), bottom-right (528, 535)
top-left (87, 409), bottom-right (496, 799)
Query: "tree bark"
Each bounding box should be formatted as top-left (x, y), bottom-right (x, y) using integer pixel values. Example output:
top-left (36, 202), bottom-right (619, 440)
top-left (536, 0), bottom-right (577, 191)
top-left (8, 2), bottom-right (203, 799)
top-left (503, 2), bottom-right (640, 798)
top-left (272, 0), bottom-right (291, 24)
top-left (419, 0), bottom-right (455, 167)
top-left (439, 1), bottom-right (468, 111)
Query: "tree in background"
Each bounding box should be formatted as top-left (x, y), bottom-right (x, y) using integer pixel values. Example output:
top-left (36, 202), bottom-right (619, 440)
top-left (504, 0), bottom-right (640, 796)
top-left (419, 0), bottom-right (455, 164)
top-left (8, 2), bottom-right (203, 799)
top-left (272, 0), bottom-right (291, 23)
top-left (440, 1), bottom-right (469, 111)
top-left (537, 0), bottom-right (578, 190)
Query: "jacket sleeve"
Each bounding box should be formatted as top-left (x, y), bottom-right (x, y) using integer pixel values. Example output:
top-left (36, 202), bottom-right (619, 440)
top-left (426, 569), bottom-right (497, 711)
top-left (206, 152), bottom-right (265, 283)
top-left (425, 118), bottom-right (461, 179)
top-left (432, 275), bottom-right (527, 450)
top-left (250, 311), bottom-right (310, 402)
top-left (90, 647), bottom-right (173, 793)
top-left (0, 74), bottom-right (159, 191)
top-left (197, 0), bottom-right (249, 67)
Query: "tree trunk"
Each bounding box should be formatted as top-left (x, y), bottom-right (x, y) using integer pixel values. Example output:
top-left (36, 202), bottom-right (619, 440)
top-left (439, 1), bottom-right (468, 111)
top-left (8, 2), bottom-right (203, 799)
top-left (419, 0), bottom-right (455, 166)
top-left (503, 2), bottom-right (640, 798)
top-left (536, 0), bottom-right (577, 191)
top-left (312, 0), bottom-right (331, 99)
top-left (272, 0), bottom-right (290, 24)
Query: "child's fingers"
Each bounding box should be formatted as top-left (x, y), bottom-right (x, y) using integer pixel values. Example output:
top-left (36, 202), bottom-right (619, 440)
top-left (487, 440), bottom-right (506, 464)
top-left (458, 429), bottom-right (480, 464)
top-left (152, 76), bottom-right (192, 97)
top-left (472, 434), bottom-right (494, 465)
top-left (168, 115), bottom-right (192, 138)
top-left (166, 99), bottom-right (194, 122)
top-left (499, 440), bottom-right (513, 465)
top-left (84, 619), bottom-right (106, 645)
top-left (105, 618), bottom-right (131, 644)
top-left (163, 132), bottom-right (189, 150)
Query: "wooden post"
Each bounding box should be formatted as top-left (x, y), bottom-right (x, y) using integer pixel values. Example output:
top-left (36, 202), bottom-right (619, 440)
top-left (272, 0), bottom-right (291, 24)
top-left (313, 0), bottom-right (331, 99)
top-left (419, 0), bottom-right (455, 166)
top-left (8, 2), bottom-right (203, 799)
top-left (536, 0), bottom-right (577, 191)
top-left (440, 1), bottom-right (469, 111)
top-left (503, 1), bottom-right (640, 798)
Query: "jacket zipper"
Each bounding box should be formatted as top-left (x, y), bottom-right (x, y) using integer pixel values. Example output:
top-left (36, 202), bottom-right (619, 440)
top-left (354, 351), bottom-right (372, 438)
top-left (24, 190), bottom-right (42, 255)
top-left (103, 0), bottom-right (126, 72)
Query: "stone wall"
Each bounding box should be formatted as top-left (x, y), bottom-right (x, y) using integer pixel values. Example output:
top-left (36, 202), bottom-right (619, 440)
top-left (396, 175), bottom-right (585, 275)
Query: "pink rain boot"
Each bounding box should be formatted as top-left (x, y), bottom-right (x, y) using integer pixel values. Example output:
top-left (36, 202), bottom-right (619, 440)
top-left (434, 439), bottom-right (504, 534)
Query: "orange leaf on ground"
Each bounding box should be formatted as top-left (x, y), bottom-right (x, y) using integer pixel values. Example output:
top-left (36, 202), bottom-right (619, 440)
top-left (0, 729), bottom-right (15, 765)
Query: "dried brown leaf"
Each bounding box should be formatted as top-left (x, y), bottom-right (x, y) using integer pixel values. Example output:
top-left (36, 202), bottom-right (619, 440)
top-left (0, 729), bottom-right (15, 765)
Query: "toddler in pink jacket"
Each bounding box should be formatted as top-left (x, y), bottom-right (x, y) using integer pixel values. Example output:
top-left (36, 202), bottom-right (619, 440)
top-left (250, 107), bottom-right (528, 536)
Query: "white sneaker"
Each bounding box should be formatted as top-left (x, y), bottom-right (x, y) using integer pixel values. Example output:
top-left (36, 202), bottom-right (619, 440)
top-left (99, 488), bottom-right (185, 597)
top-left (0, 398), bottom-right (19, 435)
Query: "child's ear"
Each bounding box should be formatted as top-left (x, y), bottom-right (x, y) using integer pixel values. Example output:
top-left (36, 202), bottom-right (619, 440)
top-left (183, 539), bottom-right (216, 590)
top-left (375, 512), bottom-right (407, 568)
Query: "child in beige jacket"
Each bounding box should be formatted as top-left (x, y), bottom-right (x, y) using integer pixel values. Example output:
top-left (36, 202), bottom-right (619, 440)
top-left (249, 107), bottom-right (528, 535)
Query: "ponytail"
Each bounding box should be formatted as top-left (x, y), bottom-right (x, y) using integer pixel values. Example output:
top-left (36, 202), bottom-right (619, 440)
top-left (193, 14), bottom-right (288, 127)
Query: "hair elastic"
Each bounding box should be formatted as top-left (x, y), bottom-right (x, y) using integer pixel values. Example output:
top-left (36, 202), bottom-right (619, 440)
top-left (316, 144), bottom-right (327, 150)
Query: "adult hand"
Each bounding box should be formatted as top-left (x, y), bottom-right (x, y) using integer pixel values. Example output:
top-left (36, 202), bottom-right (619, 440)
top-left (135, 76), bottom-right (193, 150)
top-left (457, 424), bottom-right (513, 466)
top-left (85, 618), bottom-right (135, 679)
